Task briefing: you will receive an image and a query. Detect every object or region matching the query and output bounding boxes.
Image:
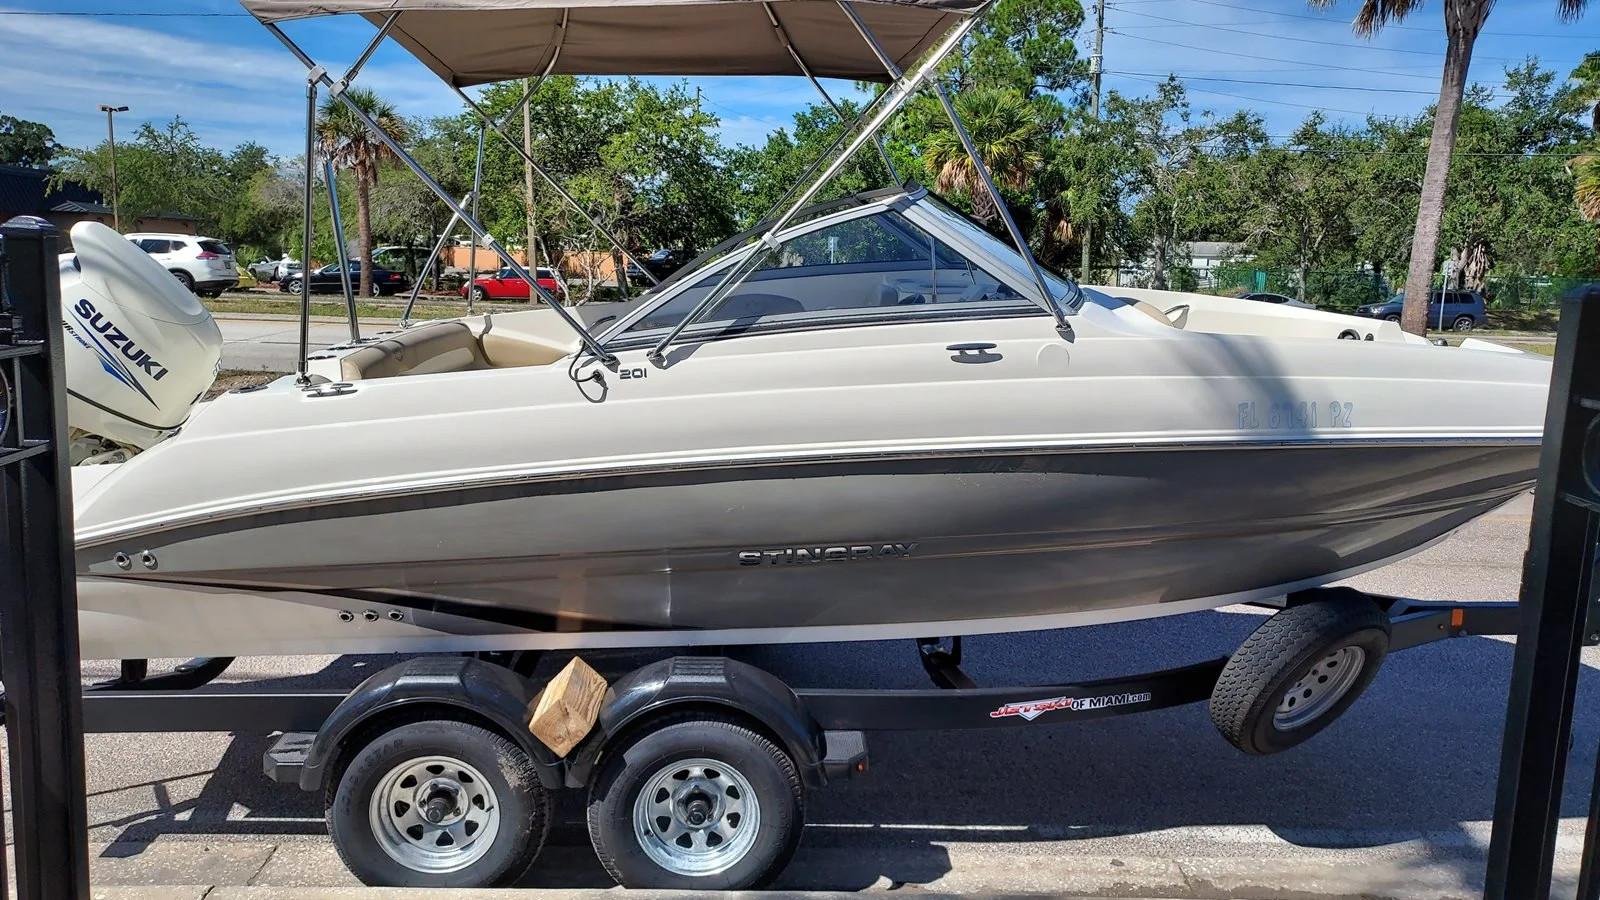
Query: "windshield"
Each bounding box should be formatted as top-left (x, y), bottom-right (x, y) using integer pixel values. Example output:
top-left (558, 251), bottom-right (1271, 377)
top-left (917, 193), bottom-right (1081, 311)
top-left (613, 207), bottom-right (1028, 341)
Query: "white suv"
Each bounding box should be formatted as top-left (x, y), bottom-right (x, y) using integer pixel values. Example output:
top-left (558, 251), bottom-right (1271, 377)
top-left (126, 233), bottom-right (238, 297)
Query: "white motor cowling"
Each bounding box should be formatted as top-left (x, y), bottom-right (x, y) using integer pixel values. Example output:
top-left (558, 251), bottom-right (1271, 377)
top-left (59, 222), bottom-right (223, 461)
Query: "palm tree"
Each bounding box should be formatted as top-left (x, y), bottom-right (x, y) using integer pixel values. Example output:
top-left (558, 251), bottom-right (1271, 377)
top-left (1567, 53), bottom-right (1600, 222)
top-left (1311, 0), bottom-right (1588, 334)
top-left (922, 87), bottom-right (1044, 225)
top-left (317, 87), bottom-right (413, 299)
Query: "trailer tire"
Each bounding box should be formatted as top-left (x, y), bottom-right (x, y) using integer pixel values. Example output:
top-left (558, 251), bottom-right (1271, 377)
top-left (327, 720), bottom-right (551, 887)
top-left (1210, 598), bottom-right (1390, 755)
top-left (587, 714), bottom-right (803, 889)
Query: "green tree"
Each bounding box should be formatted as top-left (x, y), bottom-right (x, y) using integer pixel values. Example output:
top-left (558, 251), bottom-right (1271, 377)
top-left (1105, 79), bottom-right (1235, 289)
top-left (919, 87), bottom-right (1045, 225)
top-left (958, 0), bottom-right (1086, 96)
top-left (1311, 0), bottom-right (1591, 334)
top-left (53, 117), bottom-right (271, 240)
top-left (731, 97), bottom-right (894, 225)
top-left (1442, 65), bottom-right (1595, 289)
top-left (1242, 114), bottom-right (1357, 300)
top-left (0, 114), bottom-right (56, 167)
top-left (1567, 53), bottom-right (1600, 226)
top-left (317, 88), bottom-right (413, 298)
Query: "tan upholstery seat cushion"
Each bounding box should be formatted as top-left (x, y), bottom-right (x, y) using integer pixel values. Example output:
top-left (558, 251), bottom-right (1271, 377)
top-left (478, 316), bottom-right (580, 368)
top-left (339, 322), bottom-right (492, 381)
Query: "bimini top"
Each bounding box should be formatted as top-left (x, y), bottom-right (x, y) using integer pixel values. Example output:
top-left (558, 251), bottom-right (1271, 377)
top-left (239, 0), bottom-right (982, 85)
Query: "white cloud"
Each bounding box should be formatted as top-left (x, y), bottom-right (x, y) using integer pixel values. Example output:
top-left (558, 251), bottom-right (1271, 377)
top-left (0, 7), bottom-right (458, 156)
top-left (1099, 0), bottom-right (1600, 133)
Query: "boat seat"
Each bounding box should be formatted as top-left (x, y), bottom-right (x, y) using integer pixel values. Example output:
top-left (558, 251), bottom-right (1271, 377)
top-left (339, 321), bottom-right (492, 380)
top-left (479, 315), bottom-right (580, 368)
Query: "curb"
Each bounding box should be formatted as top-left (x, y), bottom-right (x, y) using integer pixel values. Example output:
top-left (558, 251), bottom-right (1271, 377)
top-left (78, 846), bottom-right (1531, 900)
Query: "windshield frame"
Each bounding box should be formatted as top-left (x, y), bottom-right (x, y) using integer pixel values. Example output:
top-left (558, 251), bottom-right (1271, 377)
top-left (593, 190), bottom-right (1060, 351)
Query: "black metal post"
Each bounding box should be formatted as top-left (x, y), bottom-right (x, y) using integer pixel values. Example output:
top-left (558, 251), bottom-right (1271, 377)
top-left (0, 220), bottom-right (92, 899)
top-left (1485, 287), bottom-right (1600, 899)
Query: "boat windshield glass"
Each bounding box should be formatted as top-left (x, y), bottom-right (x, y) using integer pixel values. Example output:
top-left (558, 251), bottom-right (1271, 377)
top-left (616, 209), bottom-right (1032, 340)
top-left (917, 194), bottom-right (1082, 308)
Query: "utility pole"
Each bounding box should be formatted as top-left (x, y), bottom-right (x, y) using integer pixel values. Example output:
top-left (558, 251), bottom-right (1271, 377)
top-left (1079, 0), bottom-right (1104, 282)
top-left (524, 76), bottom-right (540, 274)
top-left (97, 105), bottom-right (128, 232)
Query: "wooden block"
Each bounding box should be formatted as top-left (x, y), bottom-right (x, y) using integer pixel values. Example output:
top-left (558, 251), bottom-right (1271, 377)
top-left (528, 656), bottom-right (608, 757)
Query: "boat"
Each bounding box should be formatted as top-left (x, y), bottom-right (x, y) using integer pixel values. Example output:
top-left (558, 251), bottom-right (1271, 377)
top-left (65, 0), bottom-right (1549, 662)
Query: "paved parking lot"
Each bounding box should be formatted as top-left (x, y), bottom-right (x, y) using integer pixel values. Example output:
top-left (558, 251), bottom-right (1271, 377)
top-left (10, 494), bottom-right (1594, 897)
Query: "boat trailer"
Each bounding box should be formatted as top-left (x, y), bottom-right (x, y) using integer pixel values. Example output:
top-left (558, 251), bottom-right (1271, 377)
top-left (65, 585), bottom-right (1523, 888)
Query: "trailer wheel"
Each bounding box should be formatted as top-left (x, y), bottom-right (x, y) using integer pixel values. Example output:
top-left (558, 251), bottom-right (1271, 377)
top-left (586, 715), bottom-right (803, 889)
top-left (327, 720), bottom-right (551, 887)
top-left (1211, 598), bottom-right (1390, 755)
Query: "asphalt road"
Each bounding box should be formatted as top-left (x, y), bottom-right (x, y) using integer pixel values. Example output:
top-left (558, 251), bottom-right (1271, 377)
top-left (13, 493), bottom-right (1595, 896)
top-left (215, 316), bottom-right (375, 372)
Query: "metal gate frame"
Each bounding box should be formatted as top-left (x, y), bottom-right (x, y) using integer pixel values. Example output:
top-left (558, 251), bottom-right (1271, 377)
top-left (0, 220), bottom-right (91, 899)
top-left (1487, 286), bottom-right (1600, 899)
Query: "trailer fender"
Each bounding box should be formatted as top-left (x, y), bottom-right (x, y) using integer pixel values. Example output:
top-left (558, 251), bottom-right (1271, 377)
top-left (294, 656), bottom-right (564, 793)
top-left (566, 656), bottom-right (827, 790)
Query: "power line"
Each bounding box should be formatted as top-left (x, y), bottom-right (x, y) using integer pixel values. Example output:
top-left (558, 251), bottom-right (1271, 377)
top-left (1109, 31), bottom-right (1448, 81)
top-left (1108, 69), bottom-right (1513, 98)
top-left (1114, 0), bottom-right (1596, 40)
top-left (1214, 141), bottom-right (1582, 158)
top-left (1111, 7), bottom-right (1520, 61)
top-left (1115, 73), bottom-right (1378, 115)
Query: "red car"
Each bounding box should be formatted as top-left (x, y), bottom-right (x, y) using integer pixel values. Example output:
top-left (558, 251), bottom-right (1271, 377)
top-left (460, 266), bottom-right (567, 303)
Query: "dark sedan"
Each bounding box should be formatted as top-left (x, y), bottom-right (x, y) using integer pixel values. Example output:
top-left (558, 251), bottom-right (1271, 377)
top-left (280, 261), bottom-right (412, 297)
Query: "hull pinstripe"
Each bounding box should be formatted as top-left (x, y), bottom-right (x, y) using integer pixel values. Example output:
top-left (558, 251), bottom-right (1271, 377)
top-left (74, 442), bottom-right (1536, 660)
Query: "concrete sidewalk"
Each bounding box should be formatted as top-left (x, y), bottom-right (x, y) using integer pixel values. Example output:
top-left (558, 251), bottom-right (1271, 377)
top-left (74, 836), bottom-right (1572, 900)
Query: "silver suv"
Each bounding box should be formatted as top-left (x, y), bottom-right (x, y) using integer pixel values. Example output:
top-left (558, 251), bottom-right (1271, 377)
top-left (127, 233), bottom-right (238, 297)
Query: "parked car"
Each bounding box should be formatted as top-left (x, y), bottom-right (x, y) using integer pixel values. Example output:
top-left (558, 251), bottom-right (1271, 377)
top-left (248, 257), bottom-right (287, 283)
top-left (280, 261), bottom-right (411, 297)
top-left (1240, 291), bottom-right (1315, 310)
top-left (459, 266), bottom-right (567, 303)
top-left (127, 233), bottom-right (238, 297)
top-left (1354, 290), bottom-right (1487, 331)
top-left (642, 248), bottom-right (688, 278)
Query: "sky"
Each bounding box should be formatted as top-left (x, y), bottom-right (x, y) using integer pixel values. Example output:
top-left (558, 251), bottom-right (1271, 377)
top-left (1, 0), bottom-right (1599, 160)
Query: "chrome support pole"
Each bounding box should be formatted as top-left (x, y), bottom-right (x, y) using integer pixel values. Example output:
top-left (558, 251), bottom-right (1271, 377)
top-left (297, 75), bottom-right (318, 384)
top-left (537, 10), bottom-right (569, 83)
top-left (466, 123), bottom-right (486, 313)
top-left (323, 159), bottom-right (360, 343)
top-left (264, 22), bottom-right (616, 365)
top-left (926, 80), bottom-right (1066, 323)
top-left (401, 190), bottom-right (474, 327)
top-left (838, 0), bottom-right (1078, 330)
top-left (762, 2), bottom-right (898, 181)
top-left (405, 77), bottom-right (536, 325)
top-left (646, 12), bottom-right (983, 361)
top-left (454, 86), bottom-right (659, 288)
top-left (333, 12), bottom-right (400, 95)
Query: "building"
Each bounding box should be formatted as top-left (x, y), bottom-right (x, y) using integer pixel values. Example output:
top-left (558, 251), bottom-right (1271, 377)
top-left (0, 165), bottom-right (198, 240)
top-left (1112, 240), bottom-right (1251, 288)
top-left (1184, 240), bottom-right (1248, 276)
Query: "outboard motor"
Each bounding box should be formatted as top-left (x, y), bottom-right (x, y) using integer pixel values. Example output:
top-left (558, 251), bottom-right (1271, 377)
top-left (58, 222), bottom-right (223, 464)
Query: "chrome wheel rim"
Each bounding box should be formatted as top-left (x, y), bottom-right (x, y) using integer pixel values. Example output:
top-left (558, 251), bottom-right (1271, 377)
top-left (369, 755), bottom-right (500, 874)
top-left (632, 757), bottom-right (760, 877)
top-left (1274, 645), bottom-right (1366, 731)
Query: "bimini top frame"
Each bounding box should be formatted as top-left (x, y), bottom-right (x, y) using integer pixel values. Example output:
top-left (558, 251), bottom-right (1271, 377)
top-left (242, 0), bottom-right (1081, 372)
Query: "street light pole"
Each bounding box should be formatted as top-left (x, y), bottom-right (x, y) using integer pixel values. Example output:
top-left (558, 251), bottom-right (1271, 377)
top-left (97, 105), bottom-right (128, 232)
